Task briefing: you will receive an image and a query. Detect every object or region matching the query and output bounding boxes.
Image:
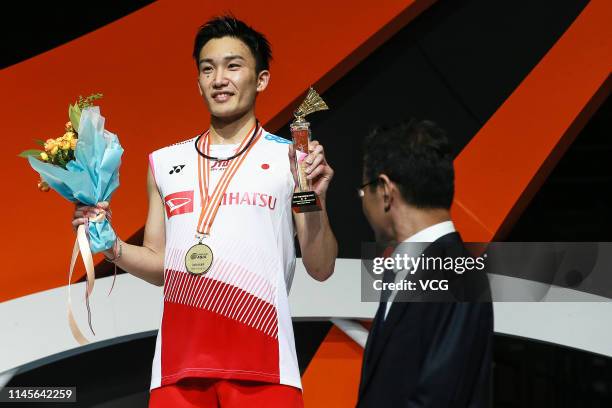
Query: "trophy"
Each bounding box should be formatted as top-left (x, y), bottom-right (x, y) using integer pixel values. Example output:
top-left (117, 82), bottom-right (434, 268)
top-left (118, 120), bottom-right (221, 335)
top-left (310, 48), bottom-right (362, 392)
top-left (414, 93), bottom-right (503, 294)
top-left (290, 87), bottom-right (329, 213)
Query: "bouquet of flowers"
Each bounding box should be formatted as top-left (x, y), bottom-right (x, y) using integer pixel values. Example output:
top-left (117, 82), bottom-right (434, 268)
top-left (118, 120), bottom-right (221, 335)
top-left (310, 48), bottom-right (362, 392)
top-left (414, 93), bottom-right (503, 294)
top-left (19, 93), bottom-right (123, 345)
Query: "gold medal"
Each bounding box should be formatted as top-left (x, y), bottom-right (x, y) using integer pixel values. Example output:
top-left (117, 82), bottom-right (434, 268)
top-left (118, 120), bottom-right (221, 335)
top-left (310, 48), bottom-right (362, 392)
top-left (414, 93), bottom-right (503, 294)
top-left (185, 243), bottom-right (214, 275)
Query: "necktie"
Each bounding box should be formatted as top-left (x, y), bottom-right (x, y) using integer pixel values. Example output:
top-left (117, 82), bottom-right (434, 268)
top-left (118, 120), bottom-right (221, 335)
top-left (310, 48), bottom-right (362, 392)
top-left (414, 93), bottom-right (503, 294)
top-left (380, 267), bottom-right (395, 304)
top-left (371, 269), bottom-right (395, 344)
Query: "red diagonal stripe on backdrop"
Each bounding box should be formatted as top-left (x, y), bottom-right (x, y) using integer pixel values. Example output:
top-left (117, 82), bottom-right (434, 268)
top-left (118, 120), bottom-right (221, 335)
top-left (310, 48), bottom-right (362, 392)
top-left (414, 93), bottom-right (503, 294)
top-left (452, 0), bottom-right (611, 242)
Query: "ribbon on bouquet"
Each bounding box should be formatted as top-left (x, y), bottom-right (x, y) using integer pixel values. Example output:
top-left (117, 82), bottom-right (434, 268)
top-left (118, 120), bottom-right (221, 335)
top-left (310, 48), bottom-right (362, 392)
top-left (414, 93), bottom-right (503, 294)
top-left (67, 209), bottom-right (117, 345)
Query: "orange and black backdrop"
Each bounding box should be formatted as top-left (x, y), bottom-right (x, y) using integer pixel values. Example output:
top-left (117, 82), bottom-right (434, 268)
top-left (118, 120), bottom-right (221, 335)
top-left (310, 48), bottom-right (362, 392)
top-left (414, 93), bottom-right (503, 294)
top-left (1, 0), bottom-right (610, 407)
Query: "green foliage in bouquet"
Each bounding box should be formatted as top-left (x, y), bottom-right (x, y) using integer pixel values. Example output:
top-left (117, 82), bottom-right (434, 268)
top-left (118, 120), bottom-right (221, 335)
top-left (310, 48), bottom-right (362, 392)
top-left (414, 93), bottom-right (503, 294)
top-left (69, 93), bottom-right (104, 133)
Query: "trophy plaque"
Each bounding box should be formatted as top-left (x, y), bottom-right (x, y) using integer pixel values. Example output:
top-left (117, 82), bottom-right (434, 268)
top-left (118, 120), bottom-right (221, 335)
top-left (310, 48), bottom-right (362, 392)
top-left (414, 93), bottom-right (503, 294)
top-left (290, 87), bottom-right (329, 213)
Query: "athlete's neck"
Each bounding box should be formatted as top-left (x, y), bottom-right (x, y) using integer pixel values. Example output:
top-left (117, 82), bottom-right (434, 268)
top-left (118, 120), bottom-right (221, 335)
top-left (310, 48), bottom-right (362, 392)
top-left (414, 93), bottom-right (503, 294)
top-left (209, 112), bottom-right (256, 145)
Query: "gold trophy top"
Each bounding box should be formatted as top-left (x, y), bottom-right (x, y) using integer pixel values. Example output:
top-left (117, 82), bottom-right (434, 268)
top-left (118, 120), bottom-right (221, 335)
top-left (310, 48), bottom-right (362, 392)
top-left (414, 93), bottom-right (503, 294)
top-left (293, 87), bottom-right (329, 125)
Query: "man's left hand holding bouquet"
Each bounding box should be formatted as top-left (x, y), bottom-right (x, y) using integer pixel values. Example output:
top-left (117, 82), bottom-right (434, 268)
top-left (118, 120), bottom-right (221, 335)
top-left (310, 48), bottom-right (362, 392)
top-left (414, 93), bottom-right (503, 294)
top-left (71, 168), bottom-right (166, 288)
top-left (20, 94), bottom-right (164, 345)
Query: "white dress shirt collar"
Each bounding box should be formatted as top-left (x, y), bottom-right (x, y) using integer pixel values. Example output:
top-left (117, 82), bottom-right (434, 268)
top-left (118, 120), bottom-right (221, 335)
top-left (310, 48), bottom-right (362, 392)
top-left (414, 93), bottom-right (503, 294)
top-left (383, 220), bottom-right (456, 319)
top-left (403, 220), bottom-right (456, 244)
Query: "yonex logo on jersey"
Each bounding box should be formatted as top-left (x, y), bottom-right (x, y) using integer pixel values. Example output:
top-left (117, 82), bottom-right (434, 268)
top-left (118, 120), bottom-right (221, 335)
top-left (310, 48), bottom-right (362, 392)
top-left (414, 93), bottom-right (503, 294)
top-left (164, 190), bottom-right (194, 218)
top-left (169, 164), bottom-right (186, 174)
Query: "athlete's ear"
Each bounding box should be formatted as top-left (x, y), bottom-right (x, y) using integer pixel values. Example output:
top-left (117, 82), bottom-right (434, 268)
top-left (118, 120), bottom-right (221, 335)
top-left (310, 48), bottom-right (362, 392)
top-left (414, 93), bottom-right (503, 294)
top-left (197, 79), bottom-right (204, 97)
top-left (256, 70), bottom-right (270, 93)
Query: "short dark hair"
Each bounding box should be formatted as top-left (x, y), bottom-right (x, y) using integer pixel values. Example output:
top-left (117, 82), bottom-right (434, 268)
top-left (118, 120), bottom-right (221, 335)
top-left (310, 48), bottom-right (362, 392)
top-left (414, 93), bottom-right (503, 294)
top-left (193, 15), bottom-right (272, 74)
top-left (363, 119), bottom-right (454, 209)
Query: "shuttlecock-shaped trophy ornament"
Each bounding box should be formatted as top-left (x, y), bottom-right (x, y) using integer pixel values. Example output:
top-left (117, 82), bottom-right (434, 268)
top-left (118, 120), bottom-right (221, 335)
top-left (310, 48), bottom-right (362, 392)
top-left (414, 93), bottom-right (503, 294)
top-left (290, 87), bottom-right (329, 213)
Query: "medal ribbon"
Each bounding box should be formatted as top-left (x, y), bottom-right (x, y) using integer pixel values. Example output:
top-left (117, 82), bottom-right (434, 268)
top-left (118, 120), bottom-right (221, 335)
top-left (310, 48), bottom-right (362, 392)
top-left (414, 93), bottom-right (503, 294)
top-left (196, 124), bottom-right (262, 237)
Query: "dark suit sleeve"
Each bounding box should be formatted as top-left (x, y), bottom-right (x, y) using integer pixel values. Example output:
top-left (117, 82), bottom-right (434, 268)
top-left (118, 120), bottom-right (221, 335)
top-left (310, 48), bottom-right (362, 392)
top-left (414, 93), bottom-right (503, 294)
top-left (402, 303), bottom-right (492, 408)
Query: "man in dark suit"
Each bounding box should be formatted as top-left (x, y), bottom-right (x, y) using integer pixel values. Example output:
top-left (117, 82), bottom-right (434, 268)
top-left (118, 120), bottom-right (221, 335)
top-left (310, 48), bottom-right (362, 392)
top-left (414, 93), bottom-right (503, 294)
top-left (357, 119), bottom-right (493, 407)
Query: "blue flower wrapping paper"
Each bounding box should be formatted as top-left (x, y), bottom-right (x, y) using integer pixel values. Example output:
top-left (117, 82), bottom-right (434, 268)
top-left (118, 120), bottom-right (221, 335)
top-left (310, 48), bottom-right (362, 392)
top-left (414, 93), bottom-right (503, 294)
top-left (28, 107), bottom-right (123, 253)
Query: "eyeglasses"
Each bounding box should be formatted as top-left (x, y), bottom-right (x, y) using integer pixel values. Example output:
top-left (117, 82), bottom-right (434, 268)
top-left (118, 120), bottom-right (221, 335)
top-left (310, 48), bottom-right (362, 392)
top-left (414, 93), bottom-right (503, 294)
top-left (357, 178), bottom-right (379, 198)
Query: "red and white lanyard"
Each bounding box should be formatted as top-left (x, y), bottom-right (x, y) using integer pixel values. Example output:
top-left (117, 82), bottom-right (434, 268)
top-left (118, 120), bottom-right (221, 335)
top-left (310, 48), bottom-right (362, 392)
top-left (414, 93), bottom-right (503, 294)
top-left (196, 124), bottom-right (263, 238)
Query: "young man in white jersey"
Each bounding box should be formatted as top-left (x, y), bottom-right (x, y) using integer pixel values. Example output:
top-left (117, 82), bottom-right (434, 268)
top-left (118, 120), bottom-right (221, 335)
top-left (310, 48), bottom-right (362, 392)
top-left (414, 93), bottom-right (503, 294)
top-left (72, 16), bottom-right (337, 407)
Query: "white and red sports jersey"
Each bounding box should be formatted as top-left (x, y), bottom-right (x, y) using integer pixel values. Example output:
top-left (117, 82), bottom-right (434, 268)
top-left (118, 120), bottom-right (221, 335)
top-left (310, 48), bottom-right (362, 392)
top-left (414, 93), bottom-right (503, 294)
top-left (148, 128), bottom-right (300, 391)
